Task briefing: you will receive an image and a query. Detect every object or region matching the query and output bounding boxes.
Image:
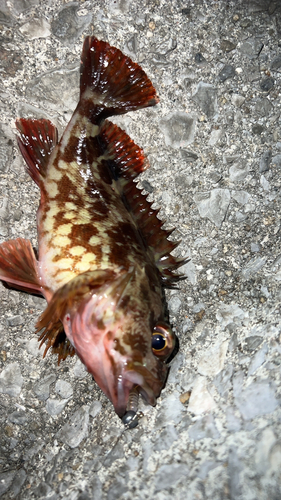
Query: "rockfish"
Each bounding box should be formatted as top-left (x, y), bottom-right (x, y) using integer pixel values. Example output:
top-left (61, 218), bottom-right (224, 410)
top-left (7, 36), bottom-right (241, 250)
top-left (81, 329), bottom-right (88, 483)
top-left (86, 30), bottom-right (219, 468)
top-left (0, 37), bottom-right (184, 426)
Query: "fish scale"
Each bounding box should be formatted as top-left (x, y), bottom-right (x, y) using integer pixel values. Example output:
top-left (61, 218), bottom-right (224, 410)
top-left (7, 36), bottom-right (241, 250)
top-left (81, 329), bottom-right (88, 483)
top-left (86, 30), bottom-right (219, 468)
top-left (0, 36), bottom-right (186, 422)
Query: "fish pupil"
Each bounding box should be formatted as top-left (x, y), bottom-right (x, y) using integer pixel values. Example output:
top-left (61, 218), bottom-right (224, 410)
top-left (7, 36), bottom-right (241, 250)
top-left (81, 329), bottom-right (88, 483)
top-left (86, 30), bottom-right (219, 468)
top-left (151, 333), bottom-right (166, 351)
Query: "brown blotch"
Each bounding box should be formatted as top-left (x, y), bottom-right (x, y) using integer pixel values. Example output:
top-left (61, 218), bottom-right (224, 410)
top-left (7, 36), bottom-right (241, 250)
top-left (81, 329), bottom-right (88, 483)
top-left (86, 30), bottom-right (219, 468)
top-left (70, 223), bottom-right (99, 242)
top-left (56, 173), bottom-right (79, 200)
top-left (97, 160), bottom-right (113, 185)
top-left (123, 331), bottom-right (148, 357)
top-left (62, 134), bottom-right (100, 165)
top-left (113, 338), bottom-right (127, 356)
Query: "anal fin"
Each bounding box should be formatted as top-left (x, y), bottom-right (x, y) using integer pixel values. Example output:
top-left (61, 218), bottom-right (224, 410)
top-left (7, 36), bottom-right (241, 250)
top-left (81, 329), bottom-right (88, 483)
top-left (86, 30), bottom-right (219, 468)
top-left (0, 238), bottom-right (43, 295)
top-left (15, 118), bottom-right (58, 186)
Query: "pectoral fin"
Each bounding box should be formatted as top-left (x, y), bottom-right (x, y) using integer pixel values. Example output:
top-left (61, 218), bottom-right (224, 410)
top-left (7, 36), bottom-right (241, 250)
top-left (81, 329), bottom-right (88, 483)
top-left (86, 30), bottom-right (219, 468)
top-left (0, 238), bottom-right (43, 295)
top-left (36, 269), bottom-right (117, 363)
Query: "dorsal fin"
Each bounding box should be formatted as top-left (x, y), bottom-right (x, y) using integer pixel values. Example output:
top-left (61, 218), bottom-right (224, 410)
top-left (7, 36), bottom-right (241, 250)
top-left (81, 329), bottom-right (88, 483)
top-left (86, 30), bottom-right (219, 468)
top-left (80, 37), bottom-right (159, 114)
top-left (97, 122), bottom-right (185, 286)
top-left (99, 120), bottom-right (149, 180)
top-left (15, 118), bottom-right (58, 186)
top-left (123, 181), bottom-right (186, 286)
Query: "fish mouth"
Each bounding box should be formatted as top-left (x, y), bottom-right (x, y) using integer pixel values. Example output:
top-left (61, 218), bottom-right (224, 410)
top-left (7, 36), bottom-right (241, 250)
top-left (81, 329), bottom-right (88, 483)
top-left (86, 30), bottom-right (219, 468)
top-left (113, 361), bottom-right (168, 417)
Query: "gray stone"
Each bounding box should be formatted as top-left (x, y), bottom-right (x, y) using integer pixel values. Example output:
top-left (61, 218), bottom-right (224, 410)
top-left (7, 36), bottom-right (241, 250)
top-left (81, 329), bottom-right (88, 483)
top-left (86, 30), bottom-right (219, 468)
top-left (252, 124), bottom-right (264, 135)
top-left (213, 364), bottom-right (234, 398)
top-left (141, 180), bottom-right (154, 193)
top-left (198, 340), bottom-right (229, 377)
top-left (192, 82), bottom-right (218, 118)
top-left (181, 260), bottom-right (197, 284)
top-left (89, 400), bottom-right (102, 418)
top-left (0, 470), bottom-right (16, 496)
top-left (103, 442), bottom-right (124, 467)
top-left (218, 65), bottom-right (235, 82)
top-left (259, 150), bottom-right (272, 172)
top-left (19, 18), bottom-right (51, 39)
top-left (243, 336), bottom-right (263, 352)
top-left (154, 424), bottom-right (178, 451)
top-left (160, 112), bottom-right (196, 148)
top-left (6, 315), bottom-right (24, 327)
top-left (208, 127), bottom-right (224, 146)
top-left (46, 398), bottom-right (69, 416)
top-left (182, 318), bottom-right (194, 333)
top-left (198, 460), bottom-right (219, 480)
top-left (150, 53), bottom-right (169, 66)
top-left (168, 295), bottom-right (182, 314)
top-left (240, 38), bottom-right (264, 59)
top-left (216, 304), bottom-right (245, 328)
top-left (180, 149), bottom-right (198, 162)
top-left (34, 374), bottom-right (56, 401)
top-left (248, 344), bottom-right (268, 375)
top-left (154, 463), bottom-right (189, 492)
top-left (0, 127), bottom-right (13, 172)
top-left (272, 154), bottom-right (281, 168)
top-left (0, 0), bottom-right (13, 25)
top-left (56, 405), bottom-right (89, 448)
top-left (235, 381), bottom-right (279, 420)
top-left (225, 406), bottom-right (241, 432)
top-left (194, 52), bottom-right (206, 64)
top-left (254, 98), bottom-right (273, 117)
top-left (8, 409), bottom-right (28, 425)
top-left (55, 379), bottom-right (73, 399)
top-left (10, 468), bottom-right (27, 497)
top-left (158, 392), bottom-right (185, 424)
top-left (231, 190), bottom-right (250, 205)
top-left (51, 3), bottom-right (92, 46)
top-left (189, 414), bottom-right (220, 441)
top-left (270, 54), bottom-right (281, 71)
top-left (194, 189), bottom-right (230, 228)
top-left (10, 0), bottom-right (39, 13)
top-left (73, 358), bottom-right (88, 378)
top-left (260, 77), bottom-right (274, 92)
top-left (228, 447), bottom-right (242, 499)
top-left (241, 256), bottom-right (267, 280)
top-left (220, 40), bottom-right (236, 53)
top-left (251, 243), bottom-right (260, 252)
top-left (0, 362), bottom-right (23, 397)
top-left (25, 66), bottom-right (79, 112)
top-left (229, 161), bottom-right (250, 182)
top-left (231, 94), bottom-right (245, 107)
top-left (125, 34), bottom-right (138, 57)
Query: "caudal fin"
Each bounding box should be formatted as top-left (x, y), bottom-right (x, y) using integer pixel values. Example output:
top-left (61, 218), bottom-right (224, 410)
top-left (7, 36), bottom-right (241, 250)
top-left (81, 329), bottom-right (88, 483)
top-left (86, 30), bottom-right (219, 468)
top-left (80, 37), bottom-right (159, 115)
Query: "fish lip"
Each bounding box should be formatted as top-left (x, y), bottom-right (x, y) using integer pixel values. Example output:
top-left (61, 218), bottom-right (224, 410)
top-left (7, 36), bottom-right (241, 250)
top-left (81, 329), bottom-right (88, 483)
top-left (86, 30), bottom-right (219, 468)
top-left (113, 362), bottom-right (168, 417)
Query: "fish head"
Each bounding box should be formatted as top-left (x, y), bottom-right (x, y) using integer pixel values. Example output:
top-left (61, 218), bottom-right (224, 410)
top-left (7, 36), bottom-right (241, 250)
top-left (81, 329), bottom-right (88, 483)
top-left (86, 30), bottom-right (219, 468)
top-left (62, 266), bottom-right (177, 417)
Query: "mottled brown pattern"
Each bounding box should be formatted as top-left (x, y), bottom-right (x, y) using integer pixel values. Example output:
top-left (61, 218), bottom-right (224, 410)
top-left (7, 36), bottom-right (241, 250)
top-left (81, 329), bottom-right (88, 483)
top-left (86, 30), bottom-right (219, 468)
top-left (62, 135), bottom-right (100, 166)
top-left (70, 223), bottom-right (99, 242)
top-left (97, 160), bottom-right (114, 185)
top-left (123, 330), bottom-right (148, 357)
top-left (56, 174), bottom-right (79, 201)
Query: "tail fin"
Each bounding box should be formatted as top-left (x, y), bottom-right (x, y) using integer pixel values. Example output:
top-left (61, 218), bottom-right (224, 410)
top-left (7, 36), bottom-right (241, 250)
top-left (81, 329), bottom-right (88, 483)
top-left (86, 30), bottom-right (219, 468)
top-left (80, 37), bottom-right (159, 114)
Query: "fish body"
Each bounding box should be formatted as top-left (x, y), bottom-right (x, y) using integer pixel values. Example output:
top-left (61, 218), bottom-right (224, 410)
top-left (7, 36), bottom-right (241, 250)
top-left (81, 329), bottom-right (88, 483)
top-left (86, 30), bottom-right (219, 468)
top-left (0, 37), bottom-right (184, 419)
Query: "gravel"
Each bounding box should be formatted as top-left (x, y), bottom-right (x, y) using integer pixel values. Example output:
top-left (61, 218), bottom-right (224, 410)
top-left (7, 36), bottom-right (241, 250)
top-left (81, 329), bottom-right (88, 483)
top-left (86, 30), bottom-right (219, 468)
top-left (0, 1), bottom-right (281, 499)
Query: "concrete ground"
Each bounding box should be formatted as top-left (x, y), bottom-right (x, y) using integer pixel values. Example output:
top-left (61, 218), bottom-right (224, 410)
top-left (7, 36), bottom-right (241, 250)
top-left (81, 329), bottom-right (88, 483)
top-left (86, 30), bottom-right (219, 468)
top-left (0, 0), bottom-right (281, 498)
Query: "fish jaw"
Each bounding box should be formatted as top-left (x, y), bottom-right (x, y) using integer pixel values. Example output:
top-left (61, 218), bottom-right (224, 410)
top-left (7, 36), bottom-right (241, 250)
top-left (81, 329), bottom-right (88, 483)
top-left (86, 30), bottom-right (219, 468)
top-left (62, 270), bottom-right (169, 417)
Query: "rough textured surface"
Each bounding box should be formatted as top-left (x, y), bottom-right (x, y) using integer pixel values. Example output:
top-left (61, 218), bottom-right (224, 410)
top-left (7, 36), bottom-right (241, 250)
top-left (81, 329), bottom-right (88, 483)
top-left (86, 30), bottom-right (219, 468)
top-left (0, 0), bottom-right (281, 499)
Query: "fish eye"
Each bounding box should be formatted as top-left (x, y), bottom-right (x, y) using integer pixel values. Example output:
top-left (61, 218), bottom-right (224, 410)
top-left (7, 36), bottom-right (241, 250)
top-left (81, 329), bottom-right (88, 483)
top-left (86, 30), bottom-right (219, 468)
top-left (151, 322), bottom-right (176, 362)
top-left (151, 333), bottom-right (167, 351)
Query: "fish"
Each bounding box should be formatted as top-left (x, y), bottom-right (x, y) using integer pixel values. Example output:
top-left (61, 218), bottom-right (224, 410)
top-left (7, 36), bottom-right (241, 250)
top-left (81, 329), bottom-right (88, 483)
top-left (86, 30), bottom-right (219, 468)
top-left (0, 36), bottom-right (185, 425)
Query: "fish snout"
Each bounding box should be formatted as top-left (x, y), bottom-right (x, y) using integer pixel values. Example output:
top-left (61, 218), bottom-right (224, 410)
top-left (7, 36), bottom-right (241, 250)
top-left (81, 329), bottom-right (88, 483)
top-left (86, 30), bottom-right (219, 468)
top-left (113, 359), bottom-right (168, 417)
